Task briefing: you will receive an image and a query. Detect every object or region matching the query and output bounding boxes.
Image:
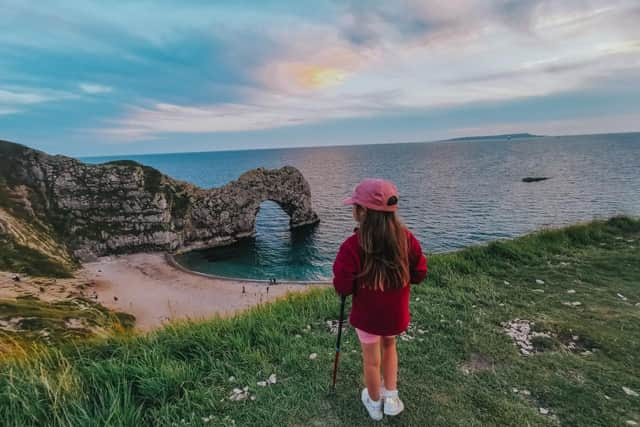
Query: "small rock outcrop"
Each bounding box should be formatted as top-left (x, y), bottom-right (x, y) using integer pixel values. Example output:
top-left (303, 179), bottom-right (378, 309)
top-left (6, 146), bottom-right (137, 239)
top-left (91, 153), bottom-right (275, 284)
top-left (0, 140), bottom-right (319, 261)
top-left (522, 177), bottom-right (550, 183)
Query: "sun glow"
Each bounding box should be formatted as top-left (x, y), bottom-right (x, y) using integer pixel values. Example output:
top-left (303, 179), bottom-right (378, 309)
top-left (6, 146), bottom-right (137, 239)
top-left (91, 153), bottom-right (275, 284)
top-left (298, 65), bottom-right (347, 88)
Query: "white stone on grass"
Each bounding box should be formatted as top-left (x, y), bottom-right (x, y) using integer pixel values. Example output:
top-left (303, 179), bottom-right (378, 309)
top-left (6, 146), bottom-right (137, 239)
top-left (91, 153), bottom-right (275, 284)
top-left (309, 353), bottom-right (318, 360)
top-left (617, 293), bottom-right (628, 301)
top-left (623, 386), bottom-right (639, 397)
top-left (257, 381), bottom-right (267, 387)
top-left (562, 301), bottom-right (582, 307)
top-left (229, 387), bottom-right (250, 401)
top-left (535, 279), bottom-right (545, 285)
top-left (567, 289), bottom-right (576, 294)
top-left (228, 376), bottom-right (235, 382)
top-left (532, 289), bottom-right (545, 293)
top-left (268, 373), bottom-right (277, 384)
top-left (539, 408), bottom-right (549, 415)
top-left (625, 421), bottom-right (638, 426)
top-left (504, 280), bottom-right (510, 285)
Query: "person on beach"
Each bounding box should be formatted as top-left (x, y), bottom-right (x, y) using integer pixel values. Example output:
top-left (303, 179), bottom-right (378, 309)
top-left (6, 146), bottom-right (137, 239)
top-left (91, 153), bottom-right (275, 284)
top-left (333, 178), bottom-right (428, 421)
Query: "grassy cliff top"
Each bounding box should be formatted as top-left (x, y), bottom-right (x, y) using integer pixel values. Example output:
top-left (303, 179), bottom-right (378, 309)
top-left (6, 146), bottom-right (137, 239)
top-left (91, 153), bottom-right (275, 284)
top-left (0, 217), bottom-right (639, 426)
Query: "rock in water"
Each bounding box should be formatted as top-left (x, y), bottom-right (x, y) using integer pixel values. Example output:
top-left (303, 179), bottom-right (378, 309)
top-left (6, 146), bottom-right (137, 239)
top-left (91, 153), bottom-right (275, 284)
top-left (522, 177), bottom-right (550, 183)
top-left (0, 140), bottom-right (320, 261)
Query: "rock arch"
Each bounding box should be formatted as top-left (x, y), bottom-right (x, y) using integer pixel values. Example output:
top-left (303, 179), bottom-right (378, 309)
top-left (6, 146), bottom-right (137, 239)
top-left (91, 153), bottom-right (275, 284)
top-left (0, 140), bottom-right (320, 260)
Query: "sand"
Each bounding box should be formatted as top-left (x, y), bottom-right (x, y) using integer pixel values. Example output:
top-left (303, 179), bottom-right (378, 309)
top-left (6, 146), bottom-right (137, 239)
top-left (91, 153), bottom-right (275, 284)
top-left (78, 253), bottom-right (325, 331)
top-left (1, 253), bottom-right (325, 331)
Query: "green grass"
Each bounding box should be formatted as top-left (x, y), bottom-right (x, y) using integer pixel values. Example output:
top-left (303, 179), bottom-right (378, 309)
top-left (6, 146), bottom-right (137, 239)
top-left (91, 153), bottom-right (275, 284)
top-left (0, 217), bottom-right (639, 426)
top-left (0, 296), bottom-right (135, 352)
top-left (0, 235), bottom-right (73, 278)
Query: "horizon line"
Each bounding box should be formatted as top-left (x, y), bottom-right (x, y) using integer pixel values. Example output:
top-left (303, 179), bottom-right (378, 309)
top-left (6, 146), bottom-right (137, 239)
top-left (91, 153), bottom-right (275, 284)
top-left (52, 129), bottom-right (640, 159)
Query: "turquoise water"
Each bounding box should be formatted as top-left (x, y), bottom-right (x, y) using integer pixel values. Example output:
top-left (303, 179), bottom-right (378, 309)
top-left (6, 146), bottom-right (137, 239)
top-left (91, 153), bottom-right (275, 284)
top-left (84, 133), bottom-right (640, 281)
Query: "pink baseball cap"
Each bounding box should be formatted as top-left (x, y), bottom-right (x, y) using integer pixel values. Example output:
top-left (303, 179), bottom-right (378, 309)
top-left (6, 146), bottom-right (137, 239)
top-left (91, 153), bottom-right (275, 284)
top-left (342, 178), bottom-right (399, 212)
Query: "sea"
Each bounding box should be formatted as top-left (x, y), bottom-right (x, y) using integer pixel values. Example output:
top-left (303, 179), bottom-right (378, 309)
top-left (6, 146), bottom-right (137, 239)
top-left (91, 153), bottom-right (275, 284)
top-left (83, 133), bottom-right (640, 281)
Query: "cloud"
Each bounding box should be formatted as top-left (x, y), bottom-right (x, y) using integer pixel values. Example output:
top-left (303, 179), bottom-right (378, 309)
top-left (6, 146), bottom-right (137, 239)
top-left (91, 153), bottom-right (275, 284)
top-left (2, 0), bottom-right (640, 150)
top-left (0, 87), bottom-right (76, 116)
top-left (99, 87), bottom-right (401, 140)
top-left (78, 83), bottom-right (112, 95)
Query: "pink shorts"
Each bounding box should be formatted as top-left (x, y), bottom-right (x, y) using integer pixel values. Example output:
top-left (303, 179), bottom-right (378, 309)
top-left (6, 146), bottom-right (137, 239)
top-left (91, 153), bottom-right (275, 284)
top-left (355, 328), bottom-right (396, 344)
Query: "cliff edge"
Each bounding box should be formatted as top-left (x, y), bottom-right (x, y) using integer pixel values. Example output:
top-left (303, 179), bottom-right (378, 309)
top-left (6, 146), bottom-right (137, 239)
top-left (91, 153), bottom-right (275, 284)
top-left (0, 140), bottom-right (319, 267)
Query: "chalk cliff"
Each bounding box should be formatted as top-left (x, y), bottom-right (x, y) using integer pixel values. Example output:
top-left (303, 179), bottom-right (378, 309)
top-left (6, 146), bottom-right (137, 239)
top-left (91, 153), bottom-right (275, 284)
top-left (0, 140), bottom-right (319, 264)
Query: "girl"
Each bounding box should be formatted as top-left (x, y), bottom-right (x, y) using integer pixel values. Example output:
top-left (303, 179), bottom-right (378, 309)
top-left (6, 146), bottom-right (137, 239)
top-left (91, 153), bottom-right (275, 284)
top-left (333, 178), bottom-right (427, 421)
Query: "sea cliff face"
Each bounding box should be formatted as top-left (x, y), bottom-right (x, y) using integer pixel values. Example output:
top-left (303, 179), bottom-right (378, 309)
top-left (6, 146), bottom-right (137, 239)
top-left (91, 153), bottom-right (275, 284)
top-left (0, 140), bottom-right (319, 263)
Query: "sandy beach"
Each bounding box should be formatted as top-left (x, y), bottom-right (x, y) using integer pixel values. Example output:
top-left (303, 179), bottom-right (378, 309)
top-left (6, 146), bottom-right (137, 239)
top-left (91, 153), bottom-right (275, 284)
top-left (78, 253), bottom-right (325, 331)
top-left (0, 253), bottom-right (325, 332)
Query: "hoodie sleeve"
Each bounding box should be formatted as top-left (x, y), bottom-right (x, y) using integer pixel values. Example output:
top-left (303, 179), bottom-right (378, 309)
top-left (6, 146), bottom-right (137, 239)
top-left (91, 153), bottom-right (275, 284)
top-left (408, 231), bottom-right (428, 284)
top-left (332, 238), bottom-right (358, 296)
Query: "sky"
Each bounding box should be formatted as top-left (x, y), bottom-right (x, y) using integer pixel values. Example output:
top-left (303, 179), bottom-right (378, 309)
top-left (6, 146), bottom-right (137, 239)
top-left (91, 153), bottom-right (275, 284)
top-left (1, 0), bottom-right (639, 156)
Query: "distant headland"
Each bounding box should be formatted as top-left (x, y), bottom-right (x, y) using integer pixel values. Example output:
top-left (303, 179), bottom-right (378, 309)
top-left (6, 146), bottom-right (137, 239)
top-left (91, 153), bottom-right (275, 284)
top-left (444, 133), bottom-right (542, 142)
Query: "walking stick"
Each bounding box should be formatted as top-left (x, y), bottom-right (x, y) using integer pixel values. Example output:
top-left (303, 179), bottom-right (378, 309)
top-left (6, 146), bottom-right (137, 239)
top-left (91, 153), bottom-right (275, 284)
top-left (331, 294), bottom-right (347, 392)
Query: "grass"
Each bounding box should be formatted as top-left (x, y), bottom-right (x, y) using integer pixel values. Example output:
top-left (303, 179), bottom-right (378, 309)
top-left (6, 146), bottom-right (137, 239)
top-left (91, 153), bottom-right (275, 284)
top-left (0, 235), bottom-right (73, 278)
top-left (0, 217), bottom-right (639, 426)
top-left (0, 296), bottom-right (135, 353)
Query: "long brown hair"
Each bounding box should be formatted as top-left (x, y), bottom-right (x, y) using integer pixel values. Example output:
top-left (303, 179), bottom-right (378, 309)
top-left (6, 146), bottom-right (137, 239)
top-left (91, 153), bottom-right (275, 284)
top-left (355, 205), bottom-right (410, 291)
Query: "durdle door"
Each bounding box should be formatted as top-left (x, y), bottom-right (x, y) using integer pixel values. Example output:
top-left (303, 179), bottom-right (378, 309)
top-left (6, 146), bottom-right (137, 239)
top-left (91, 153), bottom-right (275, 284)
top-left (0, 140), bottom-right (320, 262)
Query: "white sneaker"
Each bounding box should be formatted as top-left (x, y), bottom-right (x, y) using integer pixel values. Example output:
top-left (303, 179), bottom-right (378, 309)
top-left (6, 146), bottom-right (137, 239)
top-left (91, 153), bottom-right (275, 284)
top-left (361, 388), bottom-right (383, 421)
top-left (381, 386), bottom-right (405, 416)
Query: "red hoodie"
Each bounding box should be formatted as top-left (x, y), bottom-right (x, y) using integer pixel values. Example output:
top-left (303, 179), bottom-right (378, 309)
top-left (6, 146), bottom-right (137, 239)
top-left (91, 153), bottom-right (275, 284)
top-left (332, 229), bottom-right (428, 336)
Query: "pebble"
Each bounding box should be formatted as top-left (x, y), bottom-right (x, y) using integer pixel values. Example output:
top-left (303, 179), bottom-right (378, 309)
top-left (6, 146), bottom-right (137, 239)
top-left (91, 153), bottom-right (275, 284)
top-left (229, 387), bottom-right (250, 401)
top-left (268, 373), bottom-right (277, 384)
top-left (626, 421), bottom-right (638, 426)
top-left (623, 386), bottom-right (639, 397)
top-left (535, 279), bottom-right (545, 285)
top-left (617, 293), bottom-right (628, 301)
top-left (567, 289), bottom-right (576, 294)
top-left (499, 303), bottom-right (505, 306)
top-left (562, 301), bottom-right (582, 307)
top-left (504, 280), bottom-right (510, 285)
top-left (228, 376), bottom-right (235, 382)
top-left (295, 334), bottom-right (302, 338)
top-left (520, 390), bottom-right (531, 396)
top-left (532, 289), bottom-right (545, 293)
top-left (257, 381), bottom-right (267, 387)
top-left (572, 335), bottom-right (579, 341)
top-left (309, 353), bottom-right (318, 360)
top-left (415, 297), bottom-right (421, 302)
top-left (539, 408), bottom-right (549, 415)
